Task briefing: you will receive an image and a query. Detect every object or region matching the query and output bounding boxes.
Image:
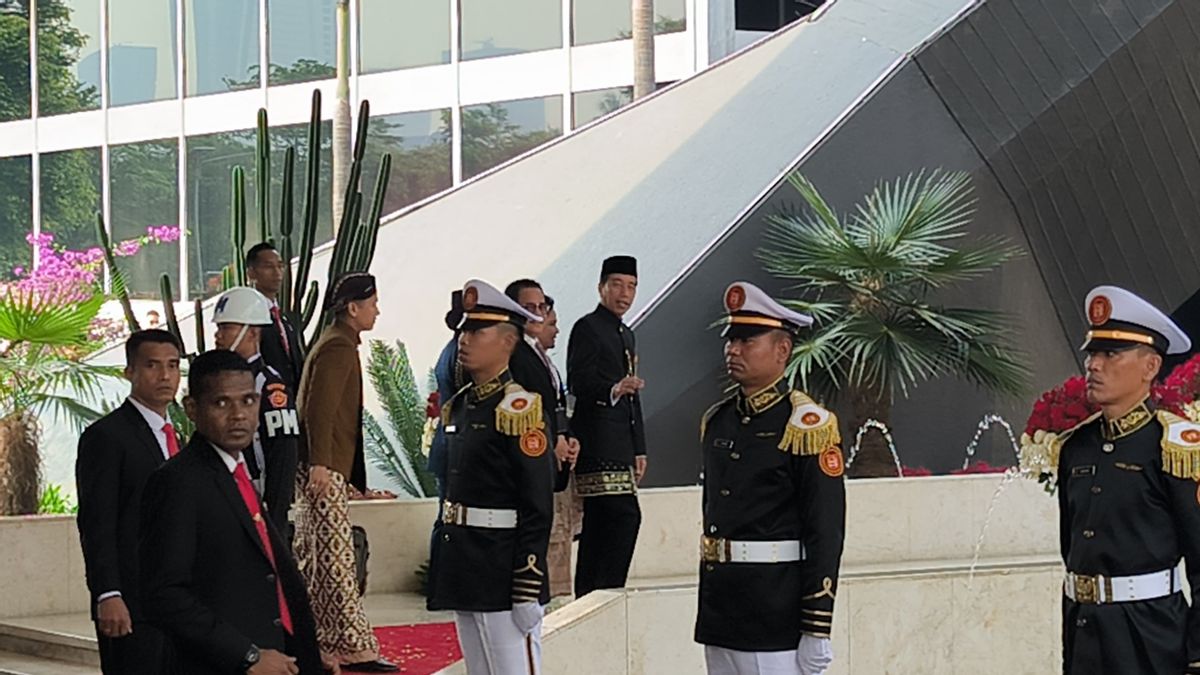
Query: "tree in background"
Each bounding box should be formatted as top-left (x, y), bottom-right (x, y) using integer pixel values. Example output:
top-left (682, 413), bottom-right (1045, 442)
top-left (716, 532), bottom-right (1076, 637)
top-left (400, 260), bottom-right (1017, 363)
top-left (758, 171), bottom-right (1030, 477)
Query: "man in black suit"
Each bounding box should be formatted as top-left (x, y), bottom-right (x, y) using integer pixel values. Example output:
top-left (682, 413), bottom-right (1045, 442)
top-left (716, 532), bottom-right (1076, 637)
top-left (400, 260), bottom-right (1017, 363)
top-left (567, 255), bottom-right (648, 597)
top-left (76, 329), bottom-right (183, 674)
top-left (247, 242), bottom-right (304, 388)
top-left (140, 350), bottom-right (324, 675)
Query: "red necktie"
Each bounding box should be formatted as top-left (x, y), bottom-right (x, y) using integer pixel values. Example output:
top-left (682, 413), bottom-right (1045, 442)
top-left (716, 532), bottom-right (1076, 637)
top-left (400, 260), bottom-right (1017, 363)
top-left (232, 462), bottom-right (294, 635)
top-left (162, 423), bottom-right (180, 457)
top-left (270, 305), bottom-right (290, 354)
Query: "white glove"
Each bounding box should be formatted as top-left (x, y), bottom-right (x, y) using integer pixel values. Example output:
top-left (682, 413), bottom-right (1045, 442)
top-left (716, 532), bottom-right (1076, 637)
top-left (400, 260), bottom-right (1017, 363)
top-left (511, 601), bottom-right (544, 635)
top-left (796, 633), bottom-right (833, 675)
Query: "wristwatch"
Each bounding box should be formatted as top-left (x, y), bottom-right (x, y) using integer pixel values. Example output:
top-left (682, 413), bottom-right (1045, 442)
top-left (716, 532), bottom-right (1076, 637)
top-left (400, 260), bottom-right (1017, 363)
top-left (240, 645), bottom-right (260, 672)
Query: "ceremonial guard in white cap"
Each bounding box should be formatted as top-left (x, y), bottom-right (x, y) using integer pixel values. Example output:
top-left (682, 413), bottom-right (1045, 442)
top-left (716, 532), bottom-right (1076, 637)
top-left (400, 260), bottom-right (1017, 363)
top-left (212, 286), bottom-right (301, 533)
top-left (695, 282), bottom-right (846, 675)
top-left (1055, 285), bottom-right (1200, 674)
top-left (428, 279), bottom-right (557, 675)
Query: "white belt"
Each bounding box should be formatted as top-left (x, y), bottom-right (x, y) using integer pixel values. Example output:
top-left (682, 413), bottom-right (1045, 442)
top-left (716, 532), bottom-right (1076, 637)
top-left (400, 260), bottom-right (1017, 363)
top-left (442, 501), bottom-right (518, 529)
top-left (1064, 566), bottom-right (1182, 604)
top-left (701, 536), bottom-right (805, 564)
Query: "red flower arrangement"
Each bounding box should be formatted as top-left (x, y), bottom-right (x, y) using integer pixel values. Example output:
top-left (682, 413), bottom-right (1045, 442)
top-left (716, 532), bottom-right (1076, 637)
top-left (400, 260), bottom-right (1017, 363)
top-left (425, 392), bottom-right (441, 419)
top-left (1020, 354), bottom-right (1200, 493)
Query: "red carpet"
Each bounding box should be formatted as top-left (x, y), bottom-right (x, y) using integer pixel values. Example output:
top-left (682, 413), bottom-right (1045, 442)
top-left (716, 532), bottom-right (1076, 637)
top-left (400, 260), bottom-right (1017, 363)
top-left (370, 623), bottom-right (462, 674)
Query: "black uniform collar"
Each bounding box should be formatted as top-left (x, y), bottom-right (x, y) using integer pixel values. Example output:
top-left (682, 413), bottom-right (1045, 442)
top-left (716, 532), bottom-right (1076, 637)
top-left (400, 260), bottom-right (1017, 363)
top-left (594, 303), bottom-right (626, 326)
top-left (1100, 397), bottom-right (1154, 441)
top-left (470, 369), bottom-right (513, 402)
top-left (736, 375), bottom-right (790, 417)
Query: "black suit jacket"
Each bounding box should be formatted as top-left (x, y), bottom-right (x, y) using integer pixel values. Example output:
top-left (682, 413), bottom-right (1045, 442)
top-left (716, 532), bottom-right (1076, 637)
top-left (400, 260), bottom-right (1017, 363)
top-left (76, 400), bottom-right (166, 620)
top-left (260, 309), bottom-right (303, 388)
top-left (139, 436), bottom-right (322, 675)
top-left (567, 304), bottom-right (647, 465)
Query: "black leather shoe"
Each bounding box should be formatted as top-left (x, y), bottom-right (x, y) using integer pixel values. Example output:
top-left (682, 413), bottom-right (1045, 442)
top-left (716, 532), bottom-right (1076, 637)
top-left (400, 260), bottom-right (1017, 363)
top-left (342, 659), bottom-right (400, 672)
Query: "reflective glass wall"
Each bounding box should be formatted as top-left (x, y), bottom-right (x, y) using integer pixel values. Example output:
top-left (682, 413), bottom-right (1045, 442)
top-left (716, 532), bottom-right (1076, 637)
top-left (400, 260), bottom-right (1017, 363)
top-left (0, 0), bottom-right (699, 298)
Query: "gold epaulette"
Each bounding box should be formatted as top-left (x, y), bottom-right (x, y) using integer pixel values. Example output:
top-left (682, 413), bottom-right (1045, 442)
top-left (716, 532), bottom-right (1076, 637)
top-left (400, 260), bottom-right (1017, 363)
top-left (700, 395), bottom-right (735, 442)
top-left (779, 391), bottom-right (840, 456)
top-left (1047, 411), bottom-right (1102, 471)
top-left (1157, 410), bottom-right (1200, 480)
top-left (495, 383), bottom-right (544, 436)
top-left (440, 383), bottom-right (472, 426)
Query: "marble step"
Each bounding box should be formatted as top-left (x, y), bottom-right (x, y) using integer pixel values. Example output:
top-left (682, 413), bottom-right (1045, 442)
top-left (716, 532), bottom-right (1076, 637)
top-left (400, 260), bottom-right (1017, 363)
top-left (0, 620), bottom-right (98, 668)
top-left (0, 648), bottom-right (98, 675)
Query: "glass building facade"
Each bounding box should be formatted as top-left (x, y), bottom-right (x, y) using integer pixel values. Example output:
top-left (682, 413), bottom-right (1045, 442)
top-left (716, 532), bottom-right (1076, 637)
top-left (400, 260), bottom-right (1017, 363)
top-left (0, 0), bottom-right (706, 300)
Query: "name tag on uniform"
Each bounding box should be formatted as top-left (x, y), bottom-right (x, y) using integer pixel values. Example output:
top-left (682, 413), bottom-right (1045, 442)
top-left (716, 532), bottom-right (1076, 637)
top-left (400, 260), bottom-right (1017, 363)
top-left (1114, 462), bottom-right (1144, 472)
top-left (445, 425), bottom-right (457, 434)
top-left (1071, 465), bottom-right (1096, 477)
top-left (714, 439), bottom-right (733, 449)
top-left (471, 423), bottom-right (488, 430)
top-left (755, 431), bottom-right (777, 439)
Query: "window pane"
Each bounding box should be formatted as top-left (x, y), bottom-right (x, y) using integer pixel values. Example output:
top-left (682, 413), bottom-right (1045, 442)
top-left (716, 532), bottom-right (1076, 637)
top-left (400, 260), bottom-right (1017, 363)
top-left (37, 0), bottom-right (101, 115)
top-left (40, 147), bottom-right (101, 251)
top-left (109, 0), bottom-right (178, 106)
top-left (0, 4), bottom-right (32, 122)
top-left (267, 120), bottom-right (334, 251)
top-left (186, 129), bottom-right (257, 297)
top-left (184, 0), bottom-right (259, 95)
top-left (359, 0), bottom-right (449, 73)
top-left (0, 156), bottom-right (33, 278)
top-left (462, 96), bottom-right (562, 179)
top-left (460, 0), bottom-right (560, 61)
top-left (363, 109), bottom-right (452, 215)
top-left (268, 0), bottom-right (334, 85)
top-left (111, 140), bottom-right (179, 298)
top-left (572, 86), bottom-right (631, 128)
top-left (572, 0), bottom-right (686, 45)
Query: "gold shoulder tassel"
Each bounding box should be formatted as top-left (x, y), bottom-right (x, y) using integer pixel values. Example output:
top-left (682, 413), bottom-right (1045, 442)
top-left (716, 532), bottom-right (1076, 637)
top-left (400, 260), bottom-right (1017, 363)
top-left (1157, 410), bottom-right (1200, 480)
top-left (496, 384), bottom-right (544, 436)
top-left (779, 391), bottom-right (841, 456)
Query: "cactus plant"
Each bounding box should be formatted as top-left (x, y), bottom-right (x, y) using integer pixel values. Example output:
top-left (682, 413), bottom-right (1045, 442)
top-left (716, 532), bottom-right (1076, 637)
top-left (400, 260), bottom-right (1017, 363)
top-left (151, 88), bottom-right (391, 358)
top-left (94, 214), bottom-right (141, 332)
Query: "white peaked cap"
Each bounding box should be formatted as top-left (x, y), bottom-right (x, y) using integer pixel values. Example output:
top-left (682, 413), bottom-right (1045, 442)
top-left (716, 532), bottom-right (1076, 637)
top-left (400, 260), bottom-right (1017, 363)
top-left (721, 281), bottom-right (813, 337)
top-left (1082, 285), bottom-right (1191, 355)
top-left (460, 278), bottom-right (543, 327)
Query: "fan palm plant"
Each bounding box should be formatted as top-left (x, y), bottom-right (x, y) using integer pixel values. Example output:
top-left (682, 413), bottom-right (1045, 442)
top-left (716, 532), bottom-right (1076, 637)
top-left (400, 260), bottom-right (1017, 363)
top-left (758, 171), bottom-right (1030, 477)
top-left (0, 289), bottom-right (121, 514)
top-left (362, 339), bottom-right (437, 498)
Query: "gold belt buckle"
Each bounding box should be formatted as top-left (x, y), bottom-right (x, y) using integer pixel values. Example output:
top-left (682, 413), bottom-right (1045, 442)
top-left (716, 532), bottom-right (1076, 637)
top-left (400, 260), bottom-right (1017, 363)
top-left (700, 536), bottom-right (731, 563)
top-left (443, 501), bottom-right (463, 525)
top-left (1073, 574), bottom-right (1098, 604)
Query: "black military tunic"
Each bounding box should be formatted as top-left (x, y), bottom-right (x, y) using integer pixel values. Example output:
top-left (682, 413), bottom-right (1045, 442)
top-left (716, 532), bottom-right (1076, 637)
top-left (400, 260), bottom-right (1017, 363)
top-left (427, 371), bottom-right (556, 612)
top-left (695, 378), bottom-right (847, 652)
top-left (1057, 400), bottom-right (1200, 674)
top-left (246, 357), bottom-right (300, 533)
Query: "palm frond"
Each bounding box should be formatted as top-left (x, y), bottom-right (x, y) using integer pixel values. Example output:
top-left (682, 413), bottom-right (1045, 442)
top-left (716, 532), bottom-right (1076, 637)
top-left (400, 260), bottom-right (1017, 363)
top-left (363, 411), bottom-right (424, 498)
top-left (362, 340), bottom-right (437, 498)
top-left (0, 292), bottom-right (103, 346)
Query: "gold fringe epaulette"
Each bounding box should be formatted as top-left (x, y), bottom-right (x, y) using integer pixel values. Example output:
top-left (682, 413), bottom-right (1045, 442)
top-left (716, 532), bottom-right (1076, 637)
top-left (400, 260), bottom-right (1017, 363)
top-left (1047, 411), bottom-right (1102, 471)
top-left (700, 395), bottom-right (735, 442)
top-left (779, 391), bottom-right (840, 456)
top-left (495, 383), bottom-right (544, 436)
top-left (1157, 410), bottom-right (1200, 480)
top-left (441, 384), bottom-right (471, 426)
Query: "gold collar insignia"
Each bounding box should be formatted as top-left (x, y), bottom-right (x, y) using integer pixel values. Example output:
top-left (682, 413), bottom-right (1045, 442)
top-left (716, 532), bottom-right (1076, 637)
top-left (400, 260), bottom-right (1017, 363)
top-left (737, 376), bottom-right (791, 417)
top-left (471, 370), bottom-right (513, 402)
top-left (1102, 399), bottom-right (1153, 441)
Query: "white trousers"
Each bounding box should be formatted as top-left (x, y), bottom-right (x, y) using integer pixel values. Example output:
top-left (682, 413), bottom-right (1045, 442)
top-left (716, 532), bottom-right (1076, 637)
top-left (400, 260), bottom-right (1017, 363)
top-left (455, 610), bottom-right (542, 675)
top-left (705, 645), bottom-right (811, 675)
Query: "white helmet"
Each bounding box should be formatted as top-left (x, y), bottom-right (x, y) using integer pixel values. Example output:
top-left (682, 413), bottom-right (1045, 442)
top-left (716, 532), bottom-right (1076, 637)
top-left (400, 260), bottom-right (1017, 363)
top-left (212, 287), bottom-right (273, 326)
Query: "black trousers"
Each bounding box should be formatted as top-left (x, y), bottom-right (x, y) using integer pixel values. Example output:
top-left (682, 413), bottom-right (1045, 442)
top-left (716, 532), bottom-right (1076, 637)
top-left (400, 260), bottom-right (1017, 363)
top-left (264, 446), bottom-right (298, 533)
top-left (574, 493), bottom-right (641, 597)
top-left (1062, 593), bottom-right (1187, 674)
top-left (97, 620), bottom-right (168, 675)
